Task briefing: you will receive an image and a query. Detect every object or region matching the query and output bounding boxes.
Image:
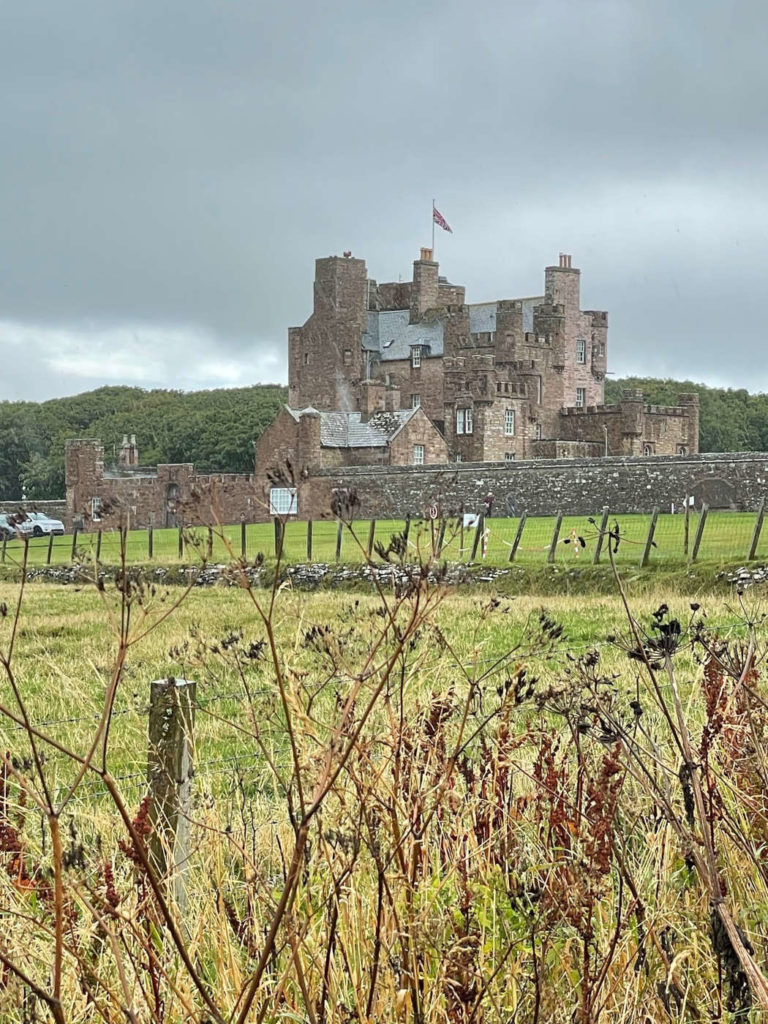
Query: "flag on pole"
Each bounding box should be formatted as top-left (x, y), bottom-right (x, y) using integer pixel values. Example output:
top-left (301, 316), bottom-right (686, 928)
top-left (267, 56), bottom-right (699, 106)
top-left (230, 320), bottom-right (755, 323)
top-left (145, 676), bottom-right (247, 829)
top-left (432, 205), bottom-right (453, 234)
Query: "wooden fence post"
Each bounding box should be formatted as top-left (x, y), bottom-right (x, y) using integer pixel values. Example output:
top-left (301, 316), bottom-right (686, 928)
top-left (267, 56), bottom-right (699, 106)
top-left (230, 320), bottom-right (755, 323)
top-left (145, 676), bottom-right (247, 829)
top-left (403, 515), bottom-right (411, 549)
top-left (1, 536), bottom-right (6, 563)
top-left (46, 532), bottom-right (54, 566)
top-left (547, 513), bottom-right (563, 564)
top-left (470, 514), bottom-right (485, 562)
top-left (690, 504), bottom-right (709, 564)
top-left (273, 517), bottom-right (283, 559)
top-left (70, 526), bottom-right (79, 562)
top-left (335, 520), bottom-right (343, 562)
top-left (366, 519), bottom-right (376, 559)
top-left (592, 507), bottom-right (610, 565)
top-left (96, 529), bottom-right (103, 562)
top-left (240, 517), bottom-right (247, 559)
top-left (508, 511), bottom-right (527, 562)
top-left (748, 499), bottom-right (765, 561)
top-left (178, 525), bottom-right (184, 560)
top-left (639, 507), bottom-right (660, 567)
top-left (206, 526), bottom-right (213, 560)
top-left (148, 522), bottom-right (154, 560)
top-left (306, 519), bottom-right (313, 562)
top-left (436, 518), bottom-right (447, 557)
top-left (147, 678), bottom-right (196, 911)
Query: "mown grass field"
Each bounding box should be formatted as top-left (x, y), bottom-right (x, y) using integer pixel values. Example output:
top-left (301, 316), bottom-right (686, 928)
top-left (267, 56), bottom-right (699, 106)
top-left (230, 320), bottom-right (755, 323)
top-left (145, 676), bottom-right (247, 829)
top-left (2, 573), bottom-right (768, 1021)
top-left (4, 508), bottom-right (768, 569)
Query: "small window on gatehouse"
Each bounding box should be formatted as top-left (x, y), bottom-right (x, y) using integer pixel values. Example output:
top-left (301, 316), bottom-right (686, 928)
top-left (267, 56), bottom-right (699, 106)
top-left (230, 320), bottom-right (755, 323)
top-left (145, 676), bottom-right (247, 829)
top-left (269, 487), bottom-right (298, 515)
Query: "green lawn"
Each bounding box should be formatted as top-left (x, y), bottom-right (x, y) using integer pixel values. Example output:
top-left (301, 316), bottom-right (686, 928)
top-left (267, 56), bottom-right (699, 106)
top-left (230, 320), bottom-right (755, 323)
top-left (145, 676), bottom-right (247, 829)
top-left (1, 508), bottom-right (765, 569)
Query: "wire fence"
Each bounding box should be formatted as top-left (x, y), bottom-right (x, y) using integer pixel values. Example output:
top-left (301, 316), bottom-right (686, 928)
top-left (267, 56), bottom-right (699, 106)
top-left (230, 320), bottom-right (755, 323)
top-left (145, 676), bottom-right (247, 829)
top-left (2, 505), bottom-right (767, 570)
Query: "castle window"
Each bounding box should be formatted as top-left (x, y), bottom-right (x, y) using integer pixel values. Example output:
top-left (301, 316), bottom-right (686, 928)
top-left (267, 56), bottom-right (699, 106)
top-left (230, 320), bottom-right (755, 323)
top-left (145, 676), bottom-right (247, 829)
top-left (411, 394), bottom-right (421, 409)
top-left (343, 348), bottom-right (352, 366)
top-left (269, 487), bottom-right (298, 516)
top-left (91, 497), bottom-right (101, 521)
top-left (303, 352), bottom-right (309, 365)
top-left (504, 452), bottom-right (515, 463)
top-left (643, 443), bottom-right (654, 457)
top-left (504, 409), bottom-right (515, 436)
top-left (537, 378), bottom-right (542, 404)
top-left (455, 453), bottom-right (462, 462)
top-left (456, 407), bottom-right (472, 434)
top-left (413, 444), bottom-right (425, 465)
top-left (534, 422), bottom-right (542, 440)
top-left (537, 335), bottom-right (547, 344)
top-left (411, 347), bottom-right (421, 369)
top-left (597, 341), bottom-right (605, 357)
top-left (677, 444), bottom-right (687, 455)
top-left (576, 339), bottom-right (586, 364)
top-left (575, 388), bottom-right (586, 408)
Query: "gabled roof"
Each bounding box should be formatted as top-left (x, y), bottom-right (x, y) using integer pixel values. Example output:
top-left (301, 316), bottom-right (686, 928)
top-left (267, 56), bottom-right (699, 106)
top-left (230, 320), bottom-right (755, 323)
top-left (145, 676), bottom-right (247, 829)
top-left (318, 408), bottom-right (417, 448)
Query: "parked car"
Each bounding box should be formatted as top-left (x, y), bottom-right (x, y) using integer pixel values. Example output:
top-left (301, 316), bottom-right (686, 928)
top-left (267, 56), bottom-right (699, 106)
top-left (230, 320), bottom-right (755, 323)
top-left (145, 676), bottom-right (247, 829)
top-left (13, 512), bottom-right (66, 538)
top-left (0, 514), bottom-right (14, 540)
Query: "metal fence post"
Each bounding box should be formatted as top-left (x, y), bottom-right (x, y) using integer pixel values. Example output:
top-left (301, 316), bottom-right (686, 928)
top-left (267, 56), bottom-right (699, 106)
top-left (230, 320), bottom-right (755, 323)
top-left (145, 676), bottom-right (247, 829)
top-left (206, 526), bottom-right (213, 560)
top-left (148, 522), bottom-right (154, 560)
top-left (70, 526), bottom-right (79, 562)
top-left (639, 507), bottom-right (660, 567)
top-left (547, 513), bottom-right (563, 564)
top-left (748, 499), bottom-right (765, 561)
top-left (592, 507), bottom-right (610, 565)
top-left (306, 519), bottom-right (313, 562)
top-left (367, 519), bottom-right (376, 558)
top-left (240, 517), bottom-right (247, 559)
top-left (147, 678), bottom-right (196, 912)
top-left (178, 525), bottom-right (184, 560)
top-left (508, 512), bottom-right (527, 562)
top-left (273, 517), bottom-right (283, 559)
top-left (46, 532), bottom-right (54, 566)
top-left (690, 504), bottom-right (709, 563)
top-left (96, 529), bottom-right (103, 561)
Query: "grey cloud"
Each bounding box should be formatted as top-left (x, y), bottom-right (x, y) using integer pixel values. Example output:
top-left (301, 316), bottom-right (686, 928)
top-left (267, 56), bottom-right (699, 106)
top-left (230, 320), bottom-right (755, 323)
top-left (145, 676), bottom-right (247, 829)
top-left (0, 0), bottom-right (765, 399)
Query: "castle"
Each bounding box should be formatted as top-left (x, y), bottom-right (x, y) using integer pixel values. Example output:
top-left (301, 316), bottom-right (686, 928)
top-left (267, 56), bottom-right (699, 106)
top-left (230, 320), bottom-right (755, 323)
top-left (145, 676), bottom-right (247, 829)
top-left (258, 248), bottom-right (698, 473)
top-left (64, 248), bottom-right (701, 528)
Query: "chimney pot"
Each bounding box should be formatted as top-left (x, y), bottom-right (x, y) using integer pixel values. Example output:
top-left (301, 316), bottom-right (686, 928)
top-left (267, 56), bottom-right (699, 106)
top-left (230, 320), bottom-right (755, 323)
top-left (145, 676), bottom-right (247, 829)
top-left (420, 247), bottom-right (433, 262)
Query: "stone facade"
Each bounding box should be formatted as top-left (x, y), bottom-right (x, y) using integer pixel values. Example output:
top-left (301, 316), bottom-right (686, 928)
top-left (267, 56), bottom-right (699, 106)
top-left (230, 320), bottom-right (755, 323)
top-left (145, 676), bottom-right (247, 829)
top-left (65, 438), bottom-right (262, 530)
top-left (284, 248), bottom-right (696, 463)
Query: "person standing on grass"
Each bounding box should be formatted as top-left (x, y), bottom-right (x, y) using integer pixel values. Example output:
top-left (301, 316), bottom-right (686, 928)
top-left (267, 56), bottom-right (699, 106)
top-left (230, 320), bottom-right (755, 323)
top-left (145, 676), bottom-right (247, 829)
top-left (484, 492), bottom-right (494, 518)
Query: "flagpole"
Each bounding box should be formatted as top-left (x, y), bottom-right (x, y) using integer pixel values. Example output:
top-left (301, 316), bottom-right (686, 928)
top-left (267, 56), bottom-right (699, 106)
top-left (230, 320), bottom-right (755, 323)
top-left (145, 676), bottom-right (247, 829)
top-left (431, 198), bottom-right (435, 258)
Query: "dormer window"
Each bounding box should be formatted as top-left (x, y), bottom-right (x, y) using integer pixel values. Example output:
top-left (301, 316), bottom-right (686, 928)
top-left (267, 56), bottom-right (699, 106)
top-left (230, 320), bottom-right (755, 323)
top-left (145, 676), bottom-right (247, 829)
top-left (411, 347), bottom-right (421, 368)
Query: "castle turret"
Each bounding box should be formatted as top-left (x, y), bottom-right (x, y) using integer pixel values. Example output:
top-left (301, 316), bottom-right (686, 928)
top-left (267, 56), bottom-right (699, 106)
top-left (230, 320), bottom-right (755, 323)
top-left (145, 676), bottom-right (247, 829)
top-left (288, 254), bottom-right (368, 410)
top-left (545, 253), bottom-right (581, 311)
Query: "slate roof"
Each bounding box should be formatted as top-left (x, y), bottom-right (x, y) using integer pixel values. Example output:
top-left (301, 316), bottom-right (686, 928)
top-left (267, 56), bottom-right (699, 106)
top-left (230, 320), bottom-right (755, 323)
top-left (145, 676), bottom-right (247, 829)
top-left (468, 298), bottom-right (542, 335)
top-left (468, 303), bottom-right (496, 333)
top-left (289, 407), bottom-right (417, 448)
top-left (363, 310), bottom-right (444, 362)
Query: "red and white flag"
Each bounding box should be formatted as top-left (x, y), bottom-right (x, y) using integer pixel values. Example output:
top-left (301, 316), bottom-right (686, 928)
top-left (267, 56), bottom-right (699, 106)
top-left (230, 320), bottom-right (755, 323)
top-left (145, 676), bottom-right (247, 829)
top-left (433, 205), bottom-right (453, 233)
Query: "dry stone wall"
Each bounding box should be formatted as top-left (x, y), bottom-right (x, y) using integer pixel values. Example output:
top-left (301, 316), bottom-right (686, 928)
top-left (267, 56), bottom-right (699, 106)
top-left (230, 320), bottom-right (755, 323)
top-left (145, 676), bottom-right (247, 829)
top-left (313, 452), bottom-right (768, 518)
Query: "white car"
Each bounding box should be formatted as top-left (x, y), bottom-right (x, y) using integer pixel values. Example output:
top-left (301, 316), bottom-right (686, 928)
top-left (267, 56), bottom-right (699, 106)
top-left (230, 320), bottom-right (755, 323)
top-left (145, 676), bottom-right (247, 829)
top-left (13, 512), bottom-right (66, 538)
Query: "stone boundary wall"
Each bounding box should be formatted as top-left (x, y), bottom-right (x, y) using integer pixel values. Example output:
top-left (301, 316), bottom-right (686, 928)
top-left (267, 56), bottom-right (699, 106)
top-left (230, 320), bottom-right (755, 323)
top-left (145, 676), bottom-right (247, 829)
top-left (309, 452), bottom-right (768, 518)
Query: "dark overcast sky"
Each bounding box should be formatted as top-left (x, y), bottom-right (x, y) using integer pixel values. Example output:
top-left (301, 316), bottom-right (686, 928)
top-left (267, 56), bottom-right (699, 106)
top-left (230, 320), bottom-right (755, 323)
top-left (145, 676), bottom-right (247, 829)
top-left (0, 0), bottom-right (765, 400)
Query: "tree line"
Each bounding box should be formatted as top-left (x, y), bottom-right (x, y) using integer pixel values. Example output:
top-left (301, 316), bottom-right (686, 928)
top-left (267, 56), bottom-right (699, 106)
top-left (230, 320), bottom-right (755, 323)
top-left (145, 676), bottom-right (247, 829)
top-left (0, 377), bottom-right (766, 499)
top-left (0, 384), bottom-right (287, 499)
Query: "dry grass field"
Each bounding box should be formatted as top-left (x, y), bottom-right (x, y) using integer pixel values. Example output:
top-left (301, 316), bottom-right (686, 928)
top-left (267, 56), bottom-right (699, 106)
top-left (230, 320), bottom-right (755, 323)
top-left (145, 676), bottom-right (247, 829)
top-left (0, 558), bottom-right (767, 1022)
